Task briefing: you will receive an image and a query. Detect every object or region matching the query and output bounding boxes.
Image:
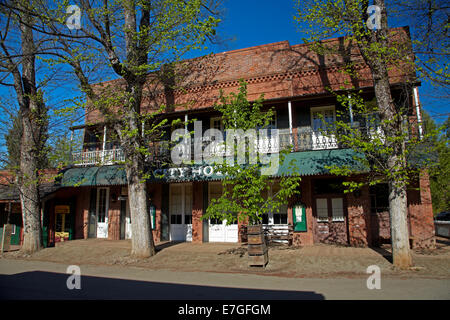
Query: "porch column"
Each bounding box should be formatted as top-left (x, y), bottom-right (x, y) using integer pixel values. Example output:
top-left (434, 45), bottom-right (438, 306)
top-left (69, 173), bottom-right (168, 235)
top-left (348, 94), bottom-right (354, 126)
top-left (69, 129), bottom-right (73, 159)
top-left (288, 101), bottom-right (293, 145)
top-left (185, 114), bottom-right (190, 159)
top-left (101, 125), bottom-right (107, 163)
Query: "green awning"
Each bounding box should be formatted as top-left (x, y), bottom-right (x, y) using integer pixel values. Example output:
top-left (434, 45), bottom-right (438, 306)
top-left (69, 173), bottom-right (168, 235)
top-left (60, 149), bottom-right (365, 186)
top-left (275, 149), bottom-right (366, 177)
top-left (61, 166), bottom-right (127, 187)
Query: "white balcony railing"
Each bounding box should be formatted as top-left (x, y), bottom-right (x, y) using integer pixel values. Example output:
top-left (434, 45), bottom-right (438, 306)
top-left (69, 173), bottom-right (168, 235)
top-left (72, 149), bottom-right (125, 166)
top-left (71, 125), bottom-right (383, 167)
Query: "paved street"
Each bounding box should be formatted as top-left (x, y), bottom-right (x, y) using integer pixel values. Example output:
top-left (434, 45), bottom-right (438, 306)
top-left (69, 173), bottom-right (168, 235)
top-left (0, 259), bottom-right (448, 300)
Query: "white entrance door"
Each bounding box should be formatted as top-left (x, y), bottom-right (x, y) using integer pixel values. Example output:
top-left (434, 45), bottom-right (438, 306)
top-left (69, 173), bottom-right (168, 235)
top-left (311, 106), bottom-right (337, 150)
top-left (96, 187), bottom-right (109, 238)
top-left (169, 183), bottom-right (192, 241)
top-left (208, 182), bottom-right (238, 242)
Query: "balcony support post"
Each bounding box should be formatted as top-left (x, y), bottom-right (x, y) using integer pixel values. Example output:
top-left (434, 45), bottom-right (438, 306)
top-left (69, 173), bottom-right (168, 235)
top-left (101, 125), bottom-right (107, 163)
top-left (288, 101), bottom-right (293, 146)
top-left (348, 93), bottom-right (354, 126)
top-left (70, 129), bottom-right (73, 163)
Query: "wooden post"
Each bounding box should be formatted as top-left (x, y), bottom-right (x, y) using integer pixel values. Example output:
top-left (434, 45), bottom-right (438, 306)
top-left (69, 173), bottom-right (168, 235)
top-left (288, 101), bottom-right (293, 146)
top-left (348, 93), bottom-right (354, 126)
top-left (101, 125), bottom-right (107, 163)
top-left (247, 224), bottom-right (268, 267)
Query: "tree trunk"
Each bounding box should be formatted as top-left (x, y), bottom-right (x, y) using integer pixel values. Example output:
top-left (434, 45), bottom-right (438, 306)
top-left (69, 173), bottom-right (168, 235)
top-left (125, 155), bottom-right (156, 258)
top-left (388, 176), bottom-right (412, 268)
top-left (19, 120), bottom-right (42, 253)
top-left (17, 1), bottom-right (43, 254)
top-left (120, 88), bottom-right (156, 257)
top-left (352, 0), bottom-right (413, 268)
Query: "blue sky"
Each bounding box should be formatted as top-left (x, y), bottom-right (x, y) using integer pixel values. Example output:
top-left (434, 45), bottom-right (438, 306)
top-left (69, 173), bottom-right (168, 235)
top-left (0, 0), bottom-right (448, 148)
top-left (203, 0), bottom-right (449, 124)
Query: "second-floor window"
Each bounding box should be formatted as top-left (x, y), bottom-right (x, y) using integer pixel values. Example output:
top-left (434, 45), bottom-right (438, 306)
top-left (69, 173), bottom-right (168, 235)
top-left (311, 106), bottom-right (335, 132)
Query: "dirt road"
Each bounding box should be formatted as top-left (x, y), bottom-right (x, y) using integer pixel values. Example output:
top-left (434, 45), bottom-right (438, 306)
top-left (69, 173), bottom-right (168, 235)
top-left (0, 259), bottom-right (448, 299)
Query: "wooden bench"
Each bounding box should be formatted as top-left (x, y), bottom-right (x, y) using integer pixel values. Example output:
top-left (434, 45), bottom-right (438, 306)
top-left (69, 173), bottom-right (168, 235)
top-left (263, 224), bottom-right (294, 246)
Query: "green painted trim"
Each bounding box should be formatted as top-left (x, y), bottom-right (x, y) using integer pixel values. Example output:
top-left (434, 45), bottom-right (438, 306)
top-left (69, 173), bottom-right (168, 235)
top-left (1, 225), bottom-right (21, 245)
top-left (293, 204), bottom-right (307, 232)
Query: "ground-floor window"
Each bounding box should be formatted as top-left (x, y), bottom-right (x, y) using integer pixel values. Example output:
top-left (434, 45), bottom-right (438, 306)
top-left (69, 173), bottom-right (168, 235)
top-left (316, 198), bottom-right (329, 222)
top-left (315, 197), bottom-right (345, 222)
top-left (331, 198), bottom-right (344, 222)
top-left (370, 183), bottom-right (389, 213)
top-left (313, 178), bottom-right (346, 223)
top-left (261, 182), bottom-right (288, 225)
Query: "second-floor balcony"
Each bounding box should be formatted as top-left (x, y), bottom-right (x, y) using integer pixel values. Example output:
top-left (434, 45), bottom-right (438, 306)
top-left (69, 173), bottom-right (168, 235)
top-left (72, 148), bottom-right (125, 166)
top-left (71, 125), bottom-right (383, 167)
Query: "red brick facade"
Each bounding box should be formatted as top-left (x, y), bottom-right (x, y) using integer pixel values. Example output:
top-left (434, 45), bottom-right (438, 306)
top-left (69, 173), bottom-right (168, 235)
top-left (28, 28), bottom-right (435, 250)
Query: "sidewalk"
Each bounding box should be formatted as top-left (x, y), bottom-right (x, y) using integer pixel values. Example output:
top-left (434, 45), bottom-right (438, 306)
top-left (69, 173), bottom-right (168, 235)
top-left (1, 238), bottom-right (450, 279)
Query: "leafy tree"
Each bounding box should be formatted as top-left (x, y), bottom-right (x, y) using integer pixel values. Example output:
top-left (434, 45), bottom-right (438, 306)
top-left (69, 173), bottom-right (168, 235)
top-left (48, 132), bottom-right (83, 169)
top-left (5, 113), bottom-right (50, 170)
top-left (391, 0), bottom-right (449, 95)
top-left (5, 114), bottom-right (23, 169)
top-left (6, 0), bottom-right (221, 257)
top-left (203, 81), bottom-right (301, 228)
top-left (0, 0), bottom-right (50, 253)
top-left (294, 0), bottom-right (435, 268)
top-left (423, 112), bottom-right (450, 214)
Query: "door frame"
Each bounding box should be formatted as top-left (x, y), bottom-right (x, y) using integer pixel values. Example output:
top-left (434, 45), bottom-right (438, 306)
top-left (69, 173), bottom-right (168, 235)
top-left (310, 105), bottom-right (336, 150)
top-left (96, 187), bottom-right (110, 238)
top-left (169, 183), bottom-right (192, 241)
top-left (207, 182), bottom-right (238, 242)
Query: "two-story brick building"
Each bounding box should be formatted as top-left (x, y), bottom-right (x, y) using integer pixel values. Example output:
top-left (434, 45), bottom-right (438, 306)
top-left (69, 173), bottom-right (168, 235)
top-left (38, 27), bottom-right (435, 249)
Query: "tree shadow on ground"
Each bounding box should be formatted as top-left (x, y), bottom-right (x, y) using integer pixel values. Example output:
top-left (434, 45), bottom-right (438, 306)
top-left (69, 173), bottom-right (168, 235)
top-left (369, 246), bottom-right (393, 263)
top-left (0, 271), bottom-right (324, 300)
top-left (155, 241), bottom-right (184, 253)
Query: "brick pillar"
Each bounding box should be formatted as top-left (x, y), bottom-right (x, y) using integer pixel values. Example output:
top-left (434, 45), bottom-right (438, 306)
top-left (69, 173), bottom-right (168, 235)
top-left (76, 187), bottom-right (90, 239)
top-left (347, 185), bottom-right (371, 247)
top-left (409, 171), bottom-right (435, 249)
top-left (192, 182), bottom-right (203, 243)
